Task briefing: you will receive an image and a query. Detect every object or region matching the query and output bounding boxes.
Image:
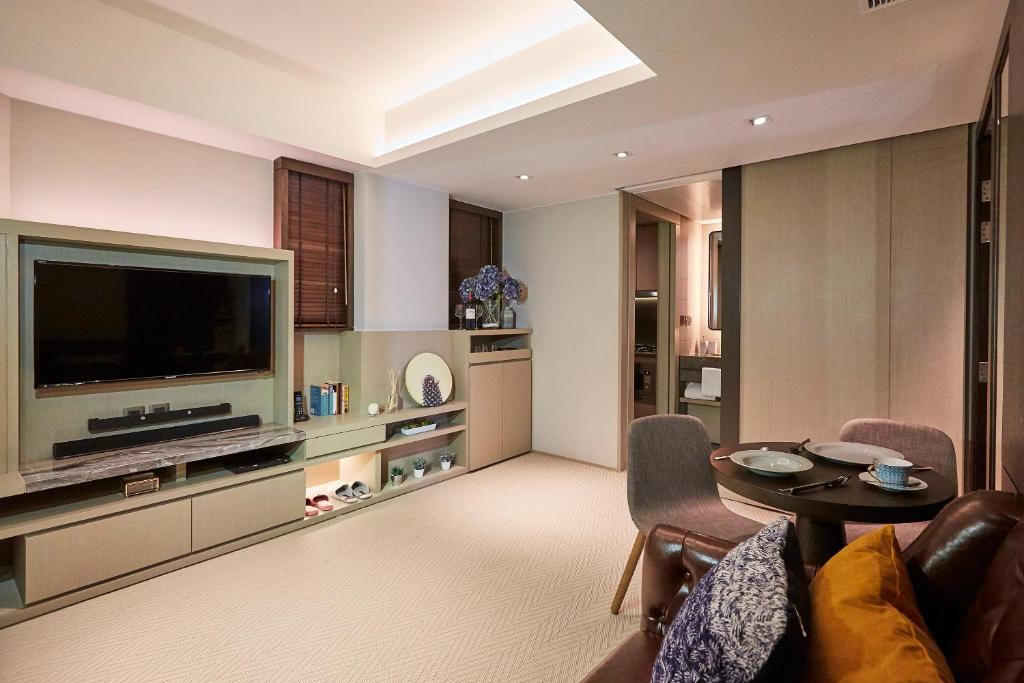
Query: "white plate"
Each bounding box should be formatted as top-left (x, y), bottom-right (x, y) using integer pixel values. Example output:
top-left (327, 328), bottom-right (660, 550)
top-left (730, 450), bottom-right (814, 477)
top-left (858, 471), bottom-right (928, 493)
top-left (404, 352), bottom-right (453, 406)
top-left (805, 441), bottom-right (904, 466)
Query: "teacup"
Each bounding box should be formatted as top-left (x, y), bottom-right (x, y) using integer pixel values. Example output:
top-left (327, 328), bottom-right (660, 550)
top-left (868, 456), bottom-right (913, 487)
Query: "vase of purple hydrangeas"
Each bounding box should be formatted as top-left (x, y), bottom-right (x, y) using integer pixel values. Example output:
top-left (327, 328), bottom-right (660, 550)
top-left (501, 276), bottom-right (523, 328)
top-left (459, 265), bottom-right (525, 330)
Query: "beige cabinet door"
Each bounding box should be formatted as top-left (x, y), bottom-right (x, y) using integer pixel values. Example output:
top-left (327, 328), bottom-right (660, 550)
top-left (501, 360), bottom-right (532, 458)
top-left (17, 499), bottom-right (192, 603)
top-left (469, 362), bottom-right (503, 470)
top-left (192, 470), bottom-right (305, 550)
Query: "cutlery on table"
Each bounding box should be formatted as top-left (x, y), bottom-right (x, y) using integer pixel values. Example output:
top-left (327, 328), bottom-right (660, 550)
top-left (778, 475), bottom-right (850, 495)
top-left (788, 438), bottom-right (811, 453)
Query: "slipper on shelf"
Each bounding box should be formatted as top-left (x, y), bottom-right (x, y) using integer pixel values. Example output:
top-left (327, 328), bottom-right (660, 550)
top-left (304, 498), bottom-right (319, 516)
top-left (351, 481), bottom-right (373, 500)
top-left (333, 484), bottom-right (359, 504)
top-left (311, 494), bottom-right (334, 512)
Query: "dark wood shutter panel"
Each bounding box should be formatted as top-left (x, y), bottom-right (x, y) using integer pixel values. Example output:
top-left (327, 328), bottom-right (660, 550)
top-left (448, 200), bottom-right (502, 328)
top-left (274, 158), bottom-right (354, 329)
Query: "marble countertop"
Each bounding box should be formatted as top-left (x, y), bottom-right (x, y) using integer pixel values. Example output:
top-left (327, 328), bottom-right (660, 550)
top-left (20, 422), bottom-right (306, 494)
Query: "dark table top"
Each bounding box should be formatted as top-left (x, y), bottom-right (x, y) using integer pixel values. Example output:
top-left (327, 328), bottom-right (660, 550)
top-left (710, 442), bottom-right (957, 524)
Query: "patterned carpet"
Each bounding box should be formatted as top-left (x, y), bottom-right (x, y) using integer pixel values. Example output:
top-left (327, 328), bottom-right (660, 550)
top-left (0, 454), bottom-right (647, 682)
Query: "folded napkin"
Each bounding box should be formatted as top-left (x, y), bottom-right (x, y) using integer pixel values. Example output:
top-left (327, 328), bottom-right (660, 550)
top-left (702, 367), bottom-right (722, 399)
top-left (684, 381), bottom-right (716, 401)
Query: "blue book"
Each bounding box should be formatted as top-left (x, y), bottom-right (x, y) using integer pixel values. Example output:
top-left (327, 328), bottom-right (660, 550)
top-left (309, 384), bottom-right (328, 416)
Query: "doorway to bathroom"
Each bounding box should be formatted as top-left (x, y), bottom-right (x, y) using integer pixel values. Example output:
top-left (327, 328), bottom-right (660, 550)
top-left (618, 171), bottom-right (732, 468)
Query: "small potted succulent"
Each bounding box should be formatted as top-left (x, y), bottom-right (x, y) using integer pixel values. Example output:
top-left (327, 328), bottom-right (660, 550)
top-left (412, 456), bottom-right (428, 479)
top-left (438, 451), bottom-right (456, 471)
top-left (389, 464), bottom-right (405, 486)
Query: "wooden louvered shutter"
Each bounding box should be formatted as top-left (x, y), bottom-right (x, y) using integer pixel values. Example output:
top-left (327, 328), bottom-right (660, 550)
top-left (274, 158), bottom-right (354, 329)
top-left (449, 200), bottom-right (502, 329)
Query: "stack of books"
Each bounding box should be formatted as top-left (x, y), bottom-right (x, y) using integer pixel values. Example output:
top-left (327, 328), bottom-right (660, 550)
top-left (309, 382), bottom-right (350, 416)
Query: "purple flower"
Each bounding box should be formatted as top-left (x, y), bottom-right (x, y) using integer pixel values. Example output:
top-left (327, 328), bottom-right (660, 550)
top-left (458, 276), bottom-right (478, 303)
top-left (501, 277), bottom-right (523, 303)
top-left (475, 264), bottom-right (502, 299)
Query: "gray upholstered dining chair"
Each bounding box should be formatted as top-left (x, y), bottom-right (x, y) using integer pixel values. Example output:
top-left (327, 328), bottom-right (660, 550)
top-left (840, 418), bottom-right (958, 547)
top-left (610, 414), bottom-right (764, 614)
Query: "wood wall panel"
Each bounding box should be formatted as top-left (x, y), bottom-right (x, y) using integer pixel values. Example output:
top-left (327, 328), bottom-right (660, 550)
top-left (890, 127), bottom-right (968, 479)
top-left (999, 0), bottom-right (1024, 493)
top-left (740, 140), bottom-right (892, 442)
top-left (740, 127), bottom-right (968, 471)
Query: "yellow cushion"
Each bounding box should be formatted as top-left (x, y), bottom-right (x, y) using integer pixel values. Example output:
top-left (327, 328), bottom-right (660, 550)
top-left (802, 525), bottom-right (954, 683)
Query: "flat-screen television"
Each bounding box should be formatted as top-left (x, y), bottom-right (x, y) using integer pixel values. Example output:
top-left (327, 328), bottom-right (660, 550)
top-left (34, 261), bottom-right (273, 388)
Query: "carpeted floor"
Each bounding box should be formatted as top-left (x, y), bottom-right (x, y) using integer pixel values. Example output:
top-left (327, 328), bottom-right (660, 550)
top-left (0, 454), bottom-right (649, 682)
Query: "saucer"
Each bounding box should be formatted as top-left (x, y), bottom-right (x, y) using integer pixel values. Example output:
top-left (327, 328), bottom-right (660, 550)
top-left (858, 471), bottom-right (928, 492)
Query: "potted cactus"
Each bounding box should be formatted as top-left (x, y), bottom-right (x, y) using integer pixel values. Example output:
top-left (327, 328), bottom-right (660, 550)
top-left (389, 464), bottom-right (405, 486)
top-left (438, 451), bottom-right (456, 471)
top-left (412, 456), bottom-right (427, 479)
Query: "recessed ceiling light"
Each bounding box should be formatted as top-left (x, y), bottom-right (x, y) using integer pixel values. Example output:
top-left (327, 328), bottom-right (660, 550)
top-left (614, 151), bottom-right (632, 158)
top-left (516, 174), bottom-right (532, 181)
top-left (750, 115), bottom-right (771, 127)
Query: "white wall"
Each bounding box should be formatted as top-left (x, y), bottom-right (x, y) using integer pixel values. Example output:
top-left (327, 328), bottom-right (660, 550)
top-left (0, 94), bottom-right (10, 217)
top-left (504, 194), bottom-right (622, 469)
top-left (8, 101), bottom-right (273, 246)
top-left (354, 172), bottom-right (449, 330)
top-left (4, 101), bottom-right (454, 332)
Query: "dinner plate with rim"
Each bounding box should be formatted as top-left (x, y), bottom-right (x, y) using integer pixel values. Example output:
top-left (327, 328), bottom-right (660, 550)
top-left (729, 450), bottom-right (814, 477)
top-left (858, 471), bottom-right (928, 492)
top-left (805, 441), bottom-right (904, 466)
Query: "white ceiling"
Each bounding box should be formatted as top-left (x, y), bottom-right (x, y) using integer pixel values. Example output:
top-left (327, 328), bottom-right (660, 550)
top-left (0, 0), bottom-right (1009, 211)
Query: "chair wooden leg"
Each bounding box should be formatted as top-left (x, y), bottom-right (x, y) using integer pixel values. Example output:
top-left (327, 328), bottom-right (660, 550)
top-left (611, 531), bottom-right (646, 614)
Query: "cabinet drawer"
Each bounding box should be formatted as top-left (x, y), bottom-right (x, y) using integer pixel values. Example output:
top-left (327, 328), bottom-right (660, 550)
top-left (16, 499), bottom-right (191, 604)
top-left (305, 425), bottom-right (385, 459)
top-left (191, 471), bottom-right (305, 550)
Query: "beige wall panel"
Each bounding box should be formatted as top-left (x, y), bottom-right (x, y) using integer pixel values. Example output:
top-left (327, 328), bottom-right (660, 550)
top-left (502, 360), bottom-right (532, 458)
top-left (468, 363), bottom-right (503, 469)
top-left (191, 471), bottom-right (305, 551)
top-left (18, 241), bottom-right (284, 465)
top-left (0, 234), bottom-right (7, 476)
top-left (890, 127), bottom-right (968, 475)
top-left (16, 499), bottom-right (191, 603)
top-left (741, 140), bottom-right (892, 442)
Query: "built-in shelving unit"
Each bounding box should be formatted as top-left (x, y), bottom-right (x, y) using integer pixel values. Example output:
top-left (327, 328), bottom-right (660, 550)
top-left (0, 220), bottom-right (531, 628)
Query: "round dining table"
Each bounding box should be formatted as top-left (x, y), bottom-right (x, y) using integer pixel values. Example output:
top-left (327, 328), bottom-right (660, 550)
top-left (710, 442), bottom-right (956, 565)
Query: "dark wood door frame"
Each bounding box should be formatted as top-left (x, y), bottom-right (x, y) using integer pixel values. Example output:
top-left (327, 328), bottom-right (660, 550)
top-left (720, 167), bottom-right (742, 446)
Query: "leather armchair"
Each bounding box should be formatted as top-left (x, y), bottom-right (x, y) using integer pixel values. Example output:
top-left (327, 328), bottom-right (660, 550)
top-left (582, 491), bottom-right (1024, 683)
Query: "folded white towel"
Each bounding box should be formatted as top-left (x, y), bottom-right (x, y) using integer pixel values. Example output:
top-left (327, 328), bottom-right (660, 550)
top-left (702, 367), bottom-right (722, 399)
top-left (684, 382), bottom-right (715, 401)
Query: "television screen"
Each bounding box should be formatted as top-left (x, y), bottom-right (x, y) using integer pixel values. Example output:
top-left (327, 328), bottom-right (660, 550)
top-left (34, 261), bottom-right (273, 388)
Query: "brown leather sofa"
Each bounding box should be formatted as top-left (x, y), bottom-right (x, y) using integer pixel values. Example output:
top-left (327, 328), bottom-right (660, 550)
top-left (582, 491), bottom-right (1024, 682)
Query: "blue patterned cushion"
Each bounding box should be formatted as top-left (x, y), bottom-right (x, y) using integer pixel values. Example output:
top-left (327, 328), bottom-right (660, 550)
top-left (651, 517), bottom-right (810, 683)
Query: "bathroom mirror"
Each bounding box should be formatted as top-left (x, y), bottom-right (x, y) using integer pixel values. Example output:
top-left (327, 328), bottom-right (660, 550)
top-left (708, 230), bottom-right (722, 330)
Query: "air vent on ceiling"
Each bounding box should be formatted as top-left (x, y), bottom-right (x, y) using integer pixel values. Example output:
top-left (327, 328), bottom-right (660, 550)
top-left (860, 0), bottom-right (910, 12)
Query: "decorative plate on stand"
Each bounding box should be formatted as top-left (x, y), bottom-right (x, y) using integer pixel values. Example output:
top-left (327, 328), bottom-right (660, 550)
top-left (405, 353), bottom-right (453, 406)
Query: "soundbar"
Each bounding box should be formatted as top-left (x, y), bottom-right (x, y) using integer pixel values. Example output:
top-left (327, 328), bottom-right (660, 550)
top-left (53, 414), bottom-right (262, 460)
top-left (88, 402), bottom-right (232, 433)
